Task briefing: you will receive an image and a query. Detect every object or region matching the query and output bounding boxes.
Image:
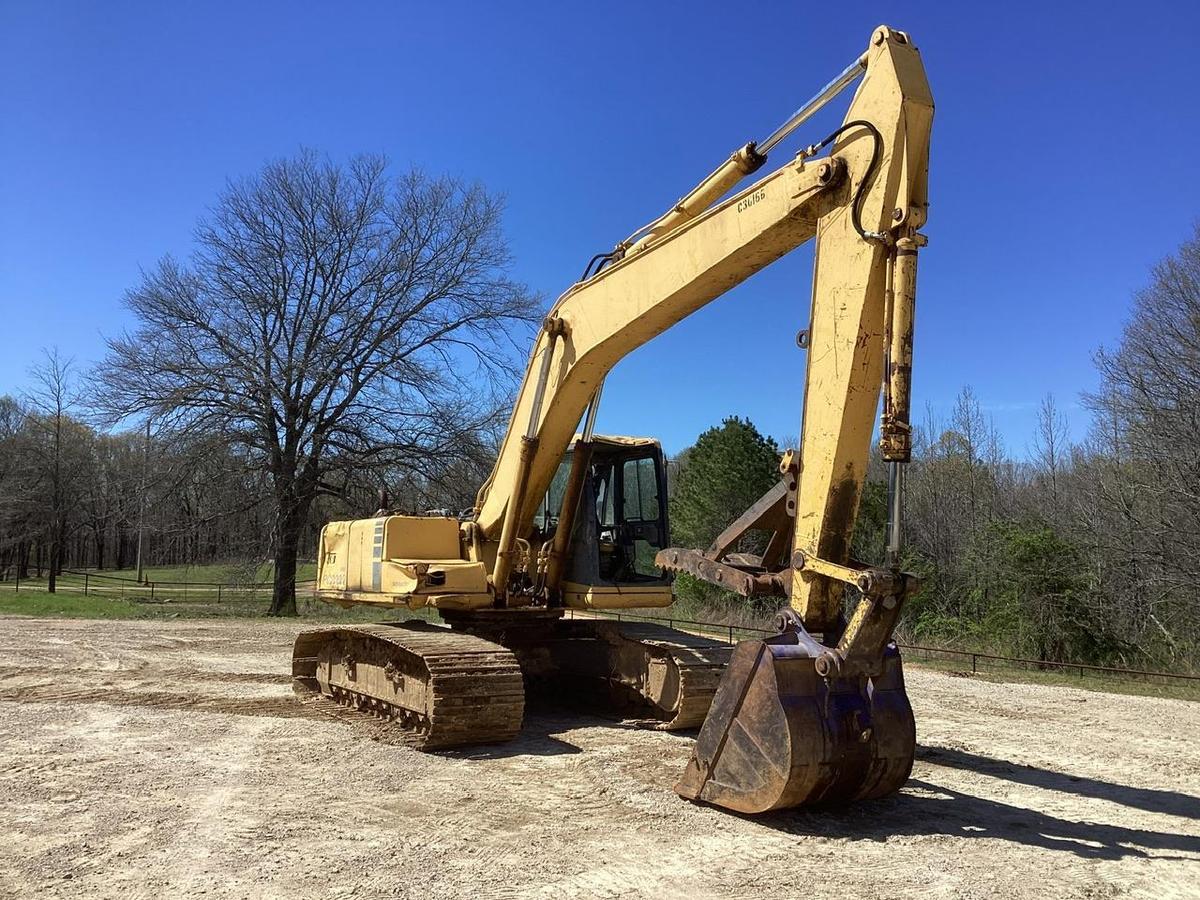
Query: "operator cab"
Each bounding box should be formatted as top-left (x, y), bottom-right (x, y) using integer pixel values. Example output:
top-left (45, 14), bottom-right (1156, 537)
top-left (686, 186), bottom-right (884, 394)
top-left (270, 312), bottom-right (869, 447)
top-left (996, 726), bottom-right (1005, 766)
top-left (532, 436), bottom-right (672, 599)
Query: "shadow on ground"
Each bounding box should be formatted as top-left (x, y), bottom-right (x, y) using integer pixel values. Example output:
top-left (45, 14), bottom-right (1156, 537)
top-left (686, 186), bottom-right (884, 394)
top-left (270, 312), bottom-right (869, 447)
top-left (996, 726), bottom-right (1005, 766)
top-left (744, 744), bottom-right (1200, 861)
top-left (439, 713), bottom-right (586, 759)
top-left (917, 744), bottom-right (1200, 820)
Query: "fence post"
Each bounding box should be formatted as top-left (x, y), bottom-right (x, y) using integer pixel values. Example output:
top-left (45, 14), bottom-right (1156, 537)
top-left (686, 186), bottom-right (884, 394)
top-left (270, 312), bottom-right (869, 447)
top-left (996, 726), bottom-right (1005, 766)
top-left (972, 653), bottom-right (977, 673)
top-left (150, 582), bottom-right (155, 601)
top-left (14, 572), bottom-right (18, 593)
top-left (217, 584), bottom-right (222, 603)
top-left (728, 625), bottom-right (734, 645)
top-left (84, 573), bottom-right (89, 596)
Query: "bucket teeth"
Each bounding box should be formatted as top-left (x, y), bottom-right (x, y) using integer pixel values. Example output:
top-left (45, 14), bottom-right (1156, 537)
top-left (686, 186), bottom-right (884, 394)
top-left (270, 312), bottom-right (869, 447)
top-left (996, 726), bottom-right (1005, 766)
top-left (676, 636), bottom-right (914, 813)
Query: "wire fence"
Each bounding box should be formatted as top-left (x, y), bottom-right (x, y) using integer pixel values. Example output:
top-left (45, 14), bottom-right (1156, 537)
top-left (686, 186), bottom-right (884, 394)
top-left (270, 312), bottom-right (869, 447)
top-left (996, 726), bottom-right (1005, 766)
top-left (568, 608), bottom-right (1200, 690)
top-left (1, 568), bottom-right (315, 605)
top-left (2, 572), bottom-right (1195, 688)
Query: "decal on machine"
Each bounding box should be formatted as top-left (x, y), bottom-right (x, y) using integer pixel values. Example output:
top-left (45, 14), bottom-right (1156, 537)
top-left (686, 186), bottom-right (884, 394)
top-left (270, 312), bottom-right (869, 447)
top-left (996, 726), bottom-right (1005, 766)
top-left (737, 189), bottom-right (766, 213)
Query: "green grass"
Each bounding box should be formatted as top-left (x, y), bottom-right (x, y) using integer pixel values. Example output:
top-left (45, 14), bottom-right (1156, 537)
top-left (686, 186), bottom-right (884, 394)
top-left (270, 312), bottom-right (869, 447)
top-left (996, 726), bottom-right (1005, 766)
top-left (0, 582), bottom-right (432, 623)
top-left (0, 558), bottom-right (380, 623)
top-left (905, 651), bottom-right (1200, 703)
top-left (0, 591), bottom-right (146, 619)
top-left (0, 562), bottom-right (318, 606)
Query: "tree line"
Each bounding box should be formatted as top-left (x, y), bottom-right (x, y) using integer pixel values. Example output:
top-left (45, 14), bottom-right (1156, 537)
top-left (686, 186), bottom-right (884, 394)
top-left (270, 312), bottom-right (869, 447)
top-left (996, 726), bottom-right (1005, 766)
top-left (0, 365), bottom-right (273, 586)
top-left (0, 352), bottom-right (500, 589)
top-left (898, 230), bottom-right (1200, 671)
top-left (2, 146), bottom-right (1197, 671)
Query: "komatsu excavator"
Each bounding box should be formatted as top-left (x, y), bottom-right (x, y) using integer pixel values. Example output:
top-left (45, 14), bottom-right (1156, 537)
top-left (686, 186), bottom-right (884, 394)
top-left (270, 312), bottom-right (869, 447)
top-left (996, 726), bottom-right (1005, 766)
top-left (295, 25), bottom-right (932, 814)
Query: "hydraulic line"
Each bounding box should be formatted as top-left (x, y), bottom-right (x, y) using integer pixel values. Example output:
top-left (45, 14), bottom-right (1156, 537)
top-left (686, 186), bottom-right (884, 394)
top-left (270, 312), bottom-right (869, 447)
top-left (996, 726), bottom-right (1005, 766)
top-left (578, 53), bottom-right (874, 280)
top-left (806, 120), bottom-right (885, 243)
top-left (581, 252), bottom-right (616, 280)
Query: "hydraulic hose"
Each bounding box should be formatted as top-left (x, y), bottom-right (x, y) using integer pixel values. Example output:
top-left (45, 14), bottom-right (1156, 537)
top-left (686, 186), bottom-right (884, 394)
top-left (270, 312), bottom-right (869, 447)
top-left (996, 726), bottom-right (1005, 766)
top-left (809, 119), bottom-right (885, 243)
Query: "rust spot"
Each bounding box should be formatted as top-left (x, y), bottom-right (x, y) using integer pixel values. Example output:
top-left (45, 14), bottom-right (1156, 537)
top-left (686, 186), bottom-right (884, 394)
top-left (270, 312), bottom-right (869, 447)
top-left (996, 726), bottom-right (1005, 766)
top-left (819, 474), bottom-right (860, 564)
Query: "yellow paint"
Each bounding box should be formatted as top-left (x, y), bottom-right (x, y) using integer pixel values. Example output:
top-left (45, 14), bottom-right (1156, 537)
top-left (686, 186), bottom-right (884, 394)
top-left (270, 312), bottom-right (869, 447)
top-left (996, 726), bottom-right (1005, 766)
top-left (789, 27), bottom-right (932, 629)
top-left (562, 582), bottom-right (673, 610)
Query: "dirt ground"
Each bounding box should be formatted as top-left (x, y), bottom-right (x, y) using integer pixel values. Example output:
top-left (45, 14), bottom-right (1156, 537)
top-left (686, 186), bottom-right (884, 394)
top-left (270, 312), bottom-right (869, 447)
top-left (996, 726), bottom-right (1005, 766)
top-left (0, 617), bottom-right (1196, 900)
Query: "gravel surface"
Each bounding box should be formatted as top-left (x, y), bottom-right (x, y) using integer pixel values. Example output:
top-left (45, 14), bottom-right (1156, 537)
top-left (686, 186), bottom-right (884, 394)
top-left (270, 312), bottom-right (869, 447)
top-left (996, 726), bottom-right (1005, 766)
top-left (0, 616), bottom-right (1196, 899)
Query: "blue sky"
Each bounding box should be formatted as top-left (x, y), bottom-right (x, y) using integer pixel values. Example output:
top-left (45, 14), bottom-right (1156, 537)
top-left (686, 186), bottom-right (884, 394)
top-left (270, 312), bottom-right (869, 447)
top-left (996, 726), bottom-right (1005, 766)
top-left (2, 1), bottom-right (1197, 456)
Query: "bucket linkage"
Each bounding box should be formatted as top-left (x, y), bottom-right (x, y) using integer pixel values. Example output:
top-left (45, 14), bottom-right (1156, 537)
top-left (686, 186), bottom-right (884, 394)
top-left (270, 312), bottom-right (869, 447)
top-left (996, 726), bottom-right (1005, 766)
top-left (674, 609), bottom-right (915, 814)
top-left (661, 527), bottom-right (920, 814)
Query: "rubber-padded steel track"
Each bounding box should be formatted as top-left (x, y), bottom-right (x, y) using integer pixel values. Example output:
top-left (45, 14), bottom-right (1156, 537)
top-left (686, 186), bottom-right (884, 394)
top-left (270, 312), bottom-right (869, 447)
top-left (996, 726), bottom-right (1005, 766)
top-left (292, 622), bottom-right (524, 749)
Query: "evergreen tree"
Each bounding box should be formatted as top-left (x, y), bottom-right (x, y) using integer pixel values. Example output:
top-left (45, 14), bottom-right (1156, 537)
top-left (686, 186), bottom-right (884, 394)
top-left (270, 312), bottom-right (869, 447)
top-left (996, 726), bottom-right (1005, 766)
top-left (670, 417), bottom-right (780, 610)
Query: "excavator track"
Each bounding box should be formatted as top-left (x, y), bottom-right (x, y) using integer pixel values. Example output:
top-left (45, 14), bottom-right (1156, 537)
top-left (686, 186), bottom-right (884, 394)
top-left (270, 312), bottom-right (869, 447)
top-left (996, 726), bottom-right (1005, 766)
top-left (439, 609), bottom-right (731, 730)
top-left (595, 622), bottom-right (730, 729)
top-left (292, 622), bottom-right (524, 750)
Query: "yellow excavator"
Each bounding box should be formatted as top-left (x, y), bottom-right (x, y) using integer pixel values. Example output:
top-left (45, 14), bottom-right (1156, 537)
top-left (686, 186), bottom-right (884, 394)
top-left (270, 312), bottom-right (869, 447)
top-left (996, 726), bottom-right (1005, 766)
top-left (294, 24), bottom-right (932, 814)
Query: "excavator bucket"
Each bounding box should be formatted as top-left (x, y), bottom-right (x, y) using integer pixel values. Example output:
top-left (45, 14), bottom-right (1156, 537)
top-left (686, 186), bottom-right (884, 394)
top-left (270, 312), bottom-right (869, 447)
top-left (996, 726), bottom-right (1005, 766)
top-left (675, 633), bottom-right (915, 813)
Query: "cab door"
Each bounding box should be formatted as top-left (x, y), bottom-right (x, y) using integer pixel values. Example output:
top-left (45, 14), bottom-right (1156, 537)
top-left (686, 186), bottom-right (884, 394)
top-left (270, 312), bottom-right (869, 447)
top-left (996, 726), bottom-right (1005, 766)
top-left (618, 454), bottom-right (668, 580)
top-left (552, 440), bottom-right (672, 589)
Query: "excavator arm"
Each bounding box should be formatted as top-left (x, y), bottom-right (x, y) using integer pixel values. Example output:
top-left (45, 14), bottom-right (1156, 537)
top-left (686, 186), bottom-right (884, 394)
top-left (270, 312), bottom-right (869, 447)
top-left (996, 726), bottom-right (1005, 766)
top-left (474, 25), bottom-right (932, 626)
top-left (472, 26), bottom-right (934, 814)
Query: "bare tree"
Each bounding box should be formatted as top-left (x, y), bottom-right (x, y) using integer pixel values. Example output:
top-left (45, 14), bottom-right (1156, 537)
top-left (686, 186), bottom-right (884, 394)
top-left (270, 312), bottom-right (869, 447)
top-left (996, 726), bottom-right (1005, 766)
top-left (1030, 393), bottom-right (1070, 520)
top-left (24, 349), bottom-right (87, 592)
top-left (1086, 225), bottom-right (1200, 652)
top-left (95, 151), bottom-right (537, 614)
top-left (0, 396), bottom-right (30, 579)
